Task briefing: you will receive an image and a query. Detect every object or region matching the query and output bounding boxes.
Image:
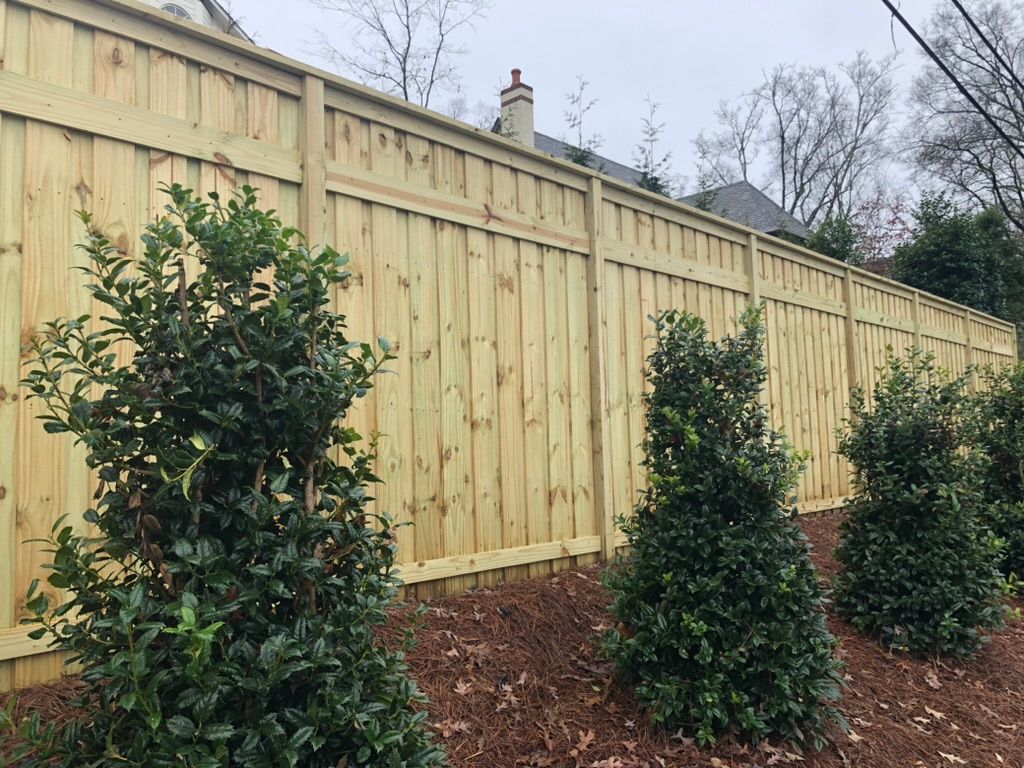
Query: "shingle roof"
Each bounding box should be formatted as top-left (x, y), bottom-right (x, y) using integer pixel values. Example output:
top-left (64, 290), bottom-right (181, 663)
top-left (492, 118), bottom-right (644, 186)
top-left (532, 132), bottom-right (644, 186)
top-left (678, 181), bottom-right (810, 241)
top-left (493, 118), bottom-right (809, 242)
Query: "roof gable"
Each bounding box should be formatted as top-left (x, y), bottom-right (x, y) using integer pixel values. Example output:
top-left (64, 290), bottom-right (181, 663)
top-left (679, 181), bottom-right (810, 240)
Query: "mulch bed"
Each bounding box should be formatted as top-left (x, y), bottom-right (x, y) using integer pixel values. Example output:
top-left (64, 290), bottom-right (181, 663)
top-left (3, 512), bottom-right (1023, 767)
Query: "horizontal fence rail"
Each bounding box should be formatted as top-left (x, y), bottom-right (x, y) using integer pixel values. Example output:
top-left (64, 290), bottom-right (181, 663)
top-left (0, 0), bottom-right (1017, 689)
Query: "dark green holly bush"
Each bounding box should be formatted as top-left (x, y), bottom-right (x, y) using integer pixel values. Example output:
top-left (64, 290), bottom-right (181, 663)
top-left (970, 362), bottom-right (1024, 579)
top-left (8, 186), bottom-right (445, 767)
top-left (834, 351), bottom-right (1005, 658)
top-left (602, 308), bottom-right (844, 750)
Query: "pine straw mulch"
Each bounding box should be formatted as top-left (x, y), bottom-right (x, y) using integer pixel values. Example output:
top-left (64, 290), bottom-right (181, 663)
top-left (3, 512), bottom-right (1023, 767)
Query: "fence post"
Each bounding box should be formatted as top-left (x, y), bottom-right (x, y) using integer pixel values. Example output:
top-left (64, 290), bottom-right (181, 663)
top-left (746, 232), bottom-right (760, 306)
top-left (912, 290), bottom-right (922, 351)
top-left (842, 267), bottom-right (860, 393)
top-left (585, 177), bottom-right (615, 561)
top-left (964, 308), bottom-right (976, 391)
top-left (746, 232), bottom-right (770, 408)
top-left (300, 74), bottom-right (326, 246)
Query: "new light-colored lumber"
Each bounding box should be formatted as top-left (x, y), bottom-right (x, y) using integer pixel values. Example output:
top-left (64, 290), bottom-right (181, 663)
top-left (965, 309), bottom-right (977, 392)
top-left (852, 308), bottom-right (920, 338)
top-left (0, 0), bottom-right (1019, 687)
top-left (14, 0), bottom-right (302, 94)
top-left (299, 75), bottom-right (326, 246)
top-left (0, 71), bottom-right (302, 182)
top-left (0, 109), bottom-right (25, 693)
top-left (16, 7), bottom-right (75, 687)
top-left (544, 245), bottom-right (573, 573)
top-left (518, 237), bottom-right (550, 579)
top-left (566, 252), bottom-right (597, 566)
top-left (746, 232), bottom-right (761, 306)
top-left (0, 626), bottom-right (51, 662)
top-left (396, 535), bottom-right (602, 585)
top-left (325, 161), bottom-right (589, 254)
top-left (842, 268), bottom-right (860, 392)
top-left (760, 283), bottom-right (845, 317)
top-left (437, 220), bottom-right (476, 591)
top-left (603, 240), bottom-right (750, 294)
top-left (407, 212), bottom-right (443, 594)
top-left (464, 157), bottom-right (502, 586)
top-left (8, 0), bottom-right (1017, 333)
top-left (585, 178), bottom-right (615, 560)
top-left (912, 291), bottom-right (922, 351)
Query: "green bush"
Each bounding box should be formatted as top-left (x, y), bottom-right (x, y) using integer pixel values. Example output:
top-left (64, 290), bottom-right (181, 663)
top-left (834, 351), bottom-right (1005, 657)
top-left (9, 186), bottom-right (445, 767)
top-left (971, 362), bottom-right (1024, 579)
top-left (602, 308), bottom-right (844, 750)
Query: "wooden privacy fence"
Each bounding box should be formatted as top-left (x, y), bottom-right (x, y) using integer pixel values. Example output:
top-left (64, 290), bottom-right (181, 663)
top-left (0, 0), bottom-right (1016, 689)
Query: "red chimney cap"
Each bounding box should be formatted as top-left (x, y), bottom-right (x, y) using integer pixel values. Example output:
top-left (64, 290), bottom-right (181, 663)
top-left (511, 68), bottom-right (521, 85)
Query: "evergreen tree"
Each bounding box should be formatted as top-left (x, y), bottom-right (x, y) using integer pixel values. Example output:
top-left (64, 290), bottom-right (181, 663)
top-left (890, 195), bottom-right (1024, 331)
top-left (603, 308), bottom-right (843, 749)
top-left (10, 186), bottom-right (445, 767)
top-left (972, 363), bottom-right (1024, 579)
top-left (807, 214), bottom-right (862, 265)
top-left (835, 351), bottom-right (1005, 657)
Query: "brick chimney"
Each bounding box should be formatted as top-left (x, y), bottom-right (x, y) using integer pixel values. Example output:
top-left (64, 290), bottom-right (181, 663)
top-left (500, 68), bottom-right (534, 147)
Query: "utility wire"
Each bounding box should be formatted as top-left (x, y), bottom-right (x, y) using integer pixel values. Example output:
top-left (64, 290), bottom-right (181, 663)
top-left (878, 0), bottom-right (1024, 161)
top-left (949, 0), bottom-right (1024, 95)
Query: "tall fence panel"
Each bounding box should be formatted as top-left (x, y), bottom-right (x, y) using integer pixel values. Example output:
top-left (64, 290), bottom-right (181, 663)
top-left (0, 0), bottom-right (1016, 689)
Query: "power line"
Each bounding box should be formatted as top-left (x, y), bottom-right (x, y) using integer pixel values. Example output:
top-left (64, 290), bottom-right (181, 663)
top-left (878, 0), bottom-right (1024, 162)
top-left (949, 0), bottom-right (1024, 96)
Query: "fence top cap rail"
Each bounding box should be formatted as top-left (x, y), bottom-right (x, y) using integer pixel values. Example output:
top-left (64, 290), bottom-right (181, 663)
top-left (597, 175), bottom-right (1013, 332)
top-left (20, 0), bottom-right (1016, 336)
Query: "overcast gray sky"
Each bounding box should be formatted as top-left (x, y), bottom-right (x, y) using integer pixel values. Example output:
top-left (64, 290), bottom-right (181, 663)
top-left (234, 0), bottom-right (938, 191)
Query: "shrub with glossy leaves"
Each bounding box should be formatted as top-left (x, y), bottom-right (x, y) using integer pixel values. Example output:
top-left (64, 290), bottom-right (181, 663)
top-left (835, 351), bottom-right (1005, 657)
top-left (8, 186), bottom-right (445, 767)
top-left (602, 308), bottom-right (844, 750)
top-left (970, 362), bottom-right (1024, 579)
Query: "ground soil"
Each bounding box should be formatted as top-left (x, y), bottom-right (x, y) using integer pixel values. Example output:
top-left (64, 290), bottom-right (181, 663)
top-left (3, 512), bottom-right (1023, 767)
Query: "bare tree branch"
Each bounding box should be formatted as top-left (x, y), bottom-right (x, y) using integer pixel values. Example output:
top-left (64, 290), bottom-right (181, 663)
top-left (908, 0), bottom-right (1024, 232)
top-left (310, 0), bottom-right (490, 108)
top-left (693, 52), bottom-right (898, 229)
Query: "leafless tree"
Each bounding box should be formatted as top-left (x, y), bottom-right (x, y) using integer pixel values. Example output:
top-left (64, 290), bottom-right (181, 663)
top-left (634, 96), bottom-right (677, 196)
top-left (908, 0), bottom-right (1024, 232)
top-left (444, 91), bottom-right (498, 129)
top-left (693, 52), bottom-right (898, 228)
top-left (310, 0), bottom-right (490, 109)
top-left (693, 93), bottom-right (763, 189)
top-left (562, 74), bottom-right (603, 167)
